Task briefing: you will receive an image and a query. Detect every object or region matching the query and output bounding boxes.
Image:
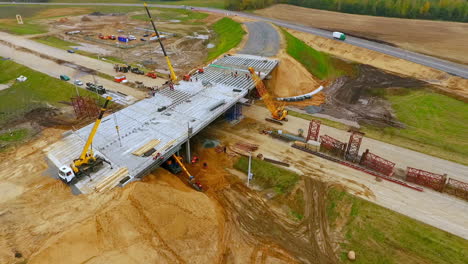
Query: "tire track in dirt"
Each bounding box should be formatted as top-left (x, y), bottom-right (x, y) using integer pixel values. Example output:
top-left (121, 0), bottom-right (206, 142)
top-left (216, 181), bottom-right (337, 264)
top-left (127, 194), bottom-right (186, 263)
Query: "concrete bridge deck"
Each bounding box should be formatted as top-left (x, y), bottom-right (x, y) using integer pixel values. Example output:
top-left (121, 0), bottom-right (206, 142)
top-left (46, 54), bottom-right (278, 193)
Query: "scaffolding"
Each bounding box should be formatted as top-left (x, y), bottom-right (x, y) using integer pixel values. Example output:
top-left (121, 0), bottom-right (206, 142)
top-left (225, 103), bottom-right (243, 122)
top-left (345, 131), bottom-right (365, 163)
top-left (306, 119), bottom-right (321, 142)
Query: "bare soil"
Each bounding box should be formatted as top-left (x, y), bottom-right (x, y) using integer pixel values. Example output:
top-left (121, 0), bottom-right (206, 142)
top-left (45, 13), bottom-right (210, 75)
top-left (322, 64), bottom-right (426, 127)
top-left (256, 4), bottom-right (468, 65)
top-left (0, 123), bottom-right (339, 263)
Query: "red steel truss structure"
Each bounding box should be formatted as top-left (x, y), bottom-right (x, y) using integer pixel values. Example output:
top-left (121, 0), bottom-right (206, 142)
top-left (359, 149), bottom-right (395, 176)
top-left (406, 167), bottom-right (447, 192)
top-left (319, 135), bottom-right (346, 158)
top-left (71, 96), bottom-right (100, 119)
top-left (445, 178), bottom-right (468, 200)
top-left (345, 131), bottom-right (365, 163)
top-left (306, 119), bottom-right (321, 142)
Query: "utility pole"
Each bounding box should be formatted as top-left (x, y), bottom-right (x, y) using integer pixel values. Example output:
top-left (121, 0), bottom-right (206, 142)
top-left (247, 152), bottom-right (253, 186)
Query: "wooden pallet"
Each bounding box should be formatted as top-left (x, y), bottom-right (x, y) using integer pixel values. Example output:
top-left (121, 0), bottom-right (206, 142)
top-left (132, 139), bottom-right (160, 156)
top-left (94, 167), bottom-right (129, 193)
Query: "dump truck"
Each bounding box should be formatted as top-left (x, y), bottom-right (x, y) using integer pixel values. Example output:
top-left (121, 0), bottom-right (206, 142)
top-left (332, 32), bottom-right (346, 41)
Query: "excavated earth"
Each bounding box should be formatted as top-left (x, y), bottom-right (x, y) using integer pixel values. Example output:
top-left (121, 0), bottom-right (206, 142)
top-left (321, 64), bottom-right (427, 127)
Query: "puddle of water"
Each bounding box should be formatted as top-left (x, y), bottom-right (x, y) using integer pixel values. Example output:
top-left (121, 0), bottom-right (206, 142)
top-left (207, 43), bottom-right (215, 49)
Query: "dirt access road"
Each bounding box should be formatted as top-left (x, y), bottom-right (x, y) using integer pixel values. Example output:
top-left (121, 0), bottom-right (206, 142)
top-left (239, 21), bottom-right (280, 57)
top-left (0, 31), bottom-right (166, 89)
top-left (222, 106), bottom-right (468, 239)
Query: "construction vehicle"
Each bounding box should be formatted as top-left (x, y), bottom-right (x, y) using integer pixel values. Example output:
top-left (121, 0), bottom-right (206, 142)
top-left (86, 82), bottom-right (106, 94)
top-left (58, 97), bottom-right (113, 184)
top-left (146, 71), bottom-right (157, 79)
top-left (248, 67), bottom-right (288, 124)
top-left (143, 2), bottom-right (178, 83)
top-left (172, 154), bottom-right (203, 191)
top-left (131, 67), bottom-right (145, 75)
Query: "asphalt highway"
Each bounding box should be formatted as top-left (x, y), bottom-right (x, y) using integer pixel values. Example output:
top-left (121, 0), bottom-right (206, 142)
top-left (1, 2), bottom-right (467, 78)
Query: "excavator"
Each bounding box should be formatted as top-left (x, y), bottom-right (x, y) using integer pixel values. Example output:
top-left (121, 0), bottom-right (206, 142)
top-left (248, 67), bottom-right (288, 125)
top-left (172, 154), bottom-right (203, 191)
top-left (143, 2), bottom-right (178, 83)
top-left (58, 97), bottom-right (113, 184)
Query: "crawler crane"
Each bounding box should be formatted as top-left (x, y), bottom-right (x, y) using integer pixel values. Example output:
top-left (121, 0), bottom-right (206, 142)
top-left (249, 67), bottom-right (288, 124)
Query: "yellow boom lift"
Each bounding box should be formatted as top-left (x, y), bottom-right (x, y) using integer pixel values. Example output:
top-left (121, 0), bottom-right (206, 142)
top-left (248, 67), bottom-right (288, 124)
top-left (144, 2), bottom-right (178, 83)
top-left (172, 155), bottom-right (203, 191)
top-left (58, 96), bottom-right (113, 184)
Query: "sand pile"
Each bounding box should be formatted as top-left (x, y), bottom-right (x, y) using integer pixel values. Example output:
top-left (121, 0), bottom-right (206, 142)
top-left (28, 175), bottom-right (220, 264)
top-left (267, 51), bottom-right (323, 98)
top-left (0, 128), bottom-right (220, 264)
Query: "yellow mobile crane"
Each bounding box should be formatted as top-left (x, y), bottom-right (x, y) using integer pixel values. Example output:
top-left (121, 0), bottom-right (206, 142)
top-left (248, 67), bottom-right (288, 124)
top-left (58, 97), bottom-right (113, 184)
top-left (144, 3), bottom-right (178, 83)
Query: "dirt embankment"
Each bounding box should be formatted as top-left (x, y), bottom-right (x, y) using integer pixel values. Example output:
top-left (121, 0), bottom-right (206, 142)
top-left (266, 51), bottom-right (326, 107)
top-left (256, 4), bottom-right (468, 65)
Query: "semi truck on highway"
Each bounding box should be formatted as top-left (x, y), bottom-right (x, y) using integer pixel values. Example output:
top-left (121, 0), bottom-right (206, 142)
top-left (333, 32), bottom-right (346, 40)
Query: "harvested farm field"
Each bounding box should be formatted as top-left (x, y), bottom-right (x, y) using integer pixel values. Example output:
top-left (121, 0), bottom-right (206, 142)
top-left (256, 4), bottom-right (468, 65)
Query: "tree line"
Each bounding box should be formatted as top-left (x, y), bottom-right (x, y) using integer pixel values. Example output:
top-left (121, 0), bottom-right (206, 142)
top-left (224, 0), bottom-right (468, 22)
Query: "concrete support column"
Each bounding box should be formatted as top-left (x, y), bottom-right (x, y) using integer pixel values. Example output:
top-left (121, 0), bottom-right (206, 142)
top-left (186, 123), bottom-right (192, 164)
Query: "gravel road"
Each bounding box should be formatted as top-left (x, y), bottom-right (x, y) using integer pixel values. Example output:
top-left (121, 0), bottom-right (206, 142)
top-left (239, 22), bottom-right (280, 57)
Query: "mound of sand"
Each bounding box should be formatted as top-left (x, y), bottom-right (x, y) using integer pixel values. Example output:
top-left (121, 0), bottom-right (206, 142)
top-left (265, 51), bottom-right (325, 107)
top-left (28, 176), bottom-right (220, 264)
top-left (0, 128), bottom-right (221, 264)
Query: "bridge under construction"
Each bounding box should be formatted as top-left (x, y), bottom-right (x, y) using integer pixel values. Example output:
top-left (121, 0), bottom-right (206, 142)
top-left (46, 54), bottom-right (279, 194)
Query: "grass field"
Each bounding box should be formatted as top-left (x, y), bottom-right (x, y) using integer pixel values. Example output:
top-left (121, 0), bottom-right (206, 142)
top-left (33, 36), bottom-right (126, 64)
top-left (0, 128), bottom-right (29, 142)
top-left (234, 156), bottom-right (299, 194)
top-left (132, 8), bottom-right (208, 21)
top-left (0, 58), bottom-right (96, 124)
top-left (327, 187), bottom-right (468, 263)
top-left (371, 88), bottom-right (468, 163)
top-left (282, 28), bottom-right (343, 80)
top-left (207, 17), bottom-right (245, 61)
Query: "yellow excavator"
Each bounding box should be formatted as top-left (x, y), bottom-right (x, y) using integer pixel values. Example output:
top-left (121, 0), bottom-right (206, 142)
top-left (144, 2), bottom-right (178, 83)
top-left (249, 67), bottom-right (288, 124)
top-left (58, 96), bottom-right (113, 184)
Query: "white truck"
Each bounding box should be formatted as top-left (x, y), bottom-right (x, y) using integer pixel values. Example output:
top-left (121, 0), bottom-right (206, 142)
top-left (332, 31), bottom-right (346, 41)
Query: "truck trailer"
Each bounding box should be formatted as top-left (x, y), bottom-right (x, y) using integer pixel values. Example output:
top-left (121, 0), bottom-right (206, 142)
top-left (332, 31), bottom-right (346, 41)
